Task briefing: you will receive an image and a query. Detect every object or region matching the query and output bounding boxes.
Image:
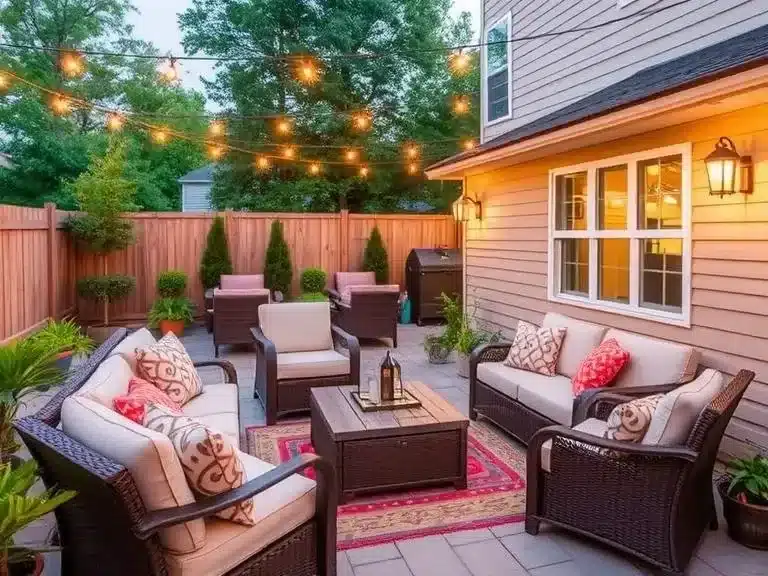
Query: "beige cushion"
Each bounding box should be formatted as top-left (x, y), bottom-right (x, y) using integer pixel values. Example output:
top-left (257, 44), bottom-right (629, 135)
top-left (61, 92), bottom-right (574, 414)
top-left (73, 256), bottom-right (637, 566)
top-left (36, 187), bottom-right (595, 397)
top-left (75, 355), bottom-right (134, 407)
top-left (605, 394), bottom-right (664, 443)
top-left (516, 373), bottom-right (574, 426)
top-left (476, 362), bottom-right (568, 400)
top-left (341, 284), bottom-right (400, 304)
top-left (182, 384), bottom-right (240, 444)
top-left (61, 396), bottom-right (205, 554)
top-left (136, 333), bottom-right (204, 405)
top-left (220, 275), bottom-right (264, 290)
top-left (109, 328), bottom-right (158, 372)
top-left (643, 369), bottom-right (725, 446)
top-left (603, 329), bottom-right (699, 389)
top-left (541, 418), bottom-right (607, 473)
top-left (277, 350), bottom-right (350, 380)
top-left (335, 271), bottom-right (375, 293)
top-left (542, 313), bottom-right (606, 378)
top-left (164, 451), bottom-right (315, 576)
top-left (258, 302), bottom-right (333, 354)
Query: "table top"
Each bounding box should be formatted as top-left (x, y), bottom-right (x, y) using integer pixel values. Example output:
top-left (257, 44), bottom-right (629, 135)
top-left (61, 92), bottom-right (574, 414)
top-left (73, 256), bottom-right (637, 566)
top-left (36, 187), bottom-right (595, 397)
top-left (311, 382), bottom-right (468, 441)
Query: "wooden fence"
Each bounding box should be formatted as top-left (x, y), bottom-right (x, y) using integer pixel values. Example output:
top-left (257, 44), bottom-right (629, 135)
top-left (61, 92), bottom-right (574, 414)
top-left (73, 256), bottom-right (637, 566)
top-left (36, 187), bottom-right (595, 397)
top-left (1, 205), bottom-right (457, 341)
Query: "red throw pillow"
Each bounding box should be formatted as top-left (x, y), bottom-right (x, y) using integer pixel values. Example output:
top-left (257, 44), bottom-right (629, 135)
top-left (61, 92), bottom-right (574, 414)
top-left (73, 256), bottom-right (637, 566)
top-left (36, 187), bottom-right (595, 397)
top-left (571, 339), bottom-right (630, 395)
top-left (113, 377), bottom-right (183, 424)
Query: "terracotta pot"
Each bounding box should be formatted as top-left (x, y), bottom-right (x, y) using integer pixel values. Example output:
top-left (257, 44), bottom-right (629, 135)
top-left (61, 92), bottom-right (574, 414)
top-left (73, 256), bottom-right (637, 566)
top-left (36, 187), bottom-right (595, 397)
top-left (718, 478), bottom-right (768, 550)
top-left (9, 553), bottom-right (44, 576)
top-left (159, 319), bottom-right (185, 337)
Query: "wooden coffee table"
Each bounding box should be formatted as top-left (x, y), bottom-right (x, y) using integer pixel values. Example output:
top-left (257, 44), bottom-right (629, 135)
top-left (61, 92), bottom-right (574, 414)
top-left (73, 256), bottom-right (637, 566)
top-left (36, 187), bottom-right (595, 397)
top-left (310, 382), bottom-right (468, 503)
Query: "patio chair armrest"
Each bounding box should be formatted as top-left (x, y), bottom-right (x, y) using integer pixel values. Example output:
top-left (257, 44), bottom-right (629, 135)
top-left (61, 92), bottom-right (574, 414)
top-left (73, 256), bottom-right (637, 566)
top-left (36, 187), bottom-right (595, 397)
top-left (573, 383), bottom-right (681, 426)
top-left (326, 288), bottom-right (341, 301)
top-left (135, 453), bottom-right (335, 537)
top-left (193, 360), bottom-right (238, 385)
top-left (470, 342), bottom-right (513, 368)
top-left (250, 327), bottom-right (275, 354)
top-left (331, 324), bottom-right (360, 387)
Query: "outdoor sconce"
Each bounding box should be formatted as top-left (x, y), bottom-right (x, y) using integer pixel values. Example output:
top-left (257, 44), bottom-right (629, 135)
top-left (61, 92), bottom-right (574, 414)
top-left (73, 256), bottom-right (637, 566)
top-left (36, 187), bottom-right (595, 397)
top-left (705, 136), bottom-right (753, 197)
top-left (453, 195), bottom-right (482, 222)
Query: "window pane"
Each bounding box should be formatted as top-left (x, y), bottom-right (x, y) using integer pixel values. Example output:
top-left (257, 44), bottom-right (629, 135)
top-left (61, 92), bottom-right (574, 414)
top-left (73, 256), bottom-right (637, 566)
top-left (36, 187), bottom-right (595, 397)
top-left (641, 239), bottom-right (683, 312)
top-left (555, 172), bottom-right (587, 230)
top-left (599, 239), bottom-right (629, 303)
top-left (598, 165), bottom-right (627, 230)
top-left (638, 155), bottom-right (682, 230)
top-left (559, 239), bottom-right (589, 296)
top-left (487, 69), bottom-right (509, 121)
top-left (487, 21), bottom-right (508, 74)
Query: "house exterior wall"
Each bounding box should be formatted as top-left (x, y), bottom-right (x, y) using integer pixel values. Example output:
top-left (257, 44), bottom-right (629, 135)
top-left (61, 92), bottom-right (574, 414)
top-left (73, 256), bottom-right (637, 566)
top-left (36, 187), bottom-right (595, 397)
top-left (465, 103), bottom-right (768, 459)
top-left (181, 182), bottom-right (213, 212)
top-left (481, 0), bottom-right (768, 142)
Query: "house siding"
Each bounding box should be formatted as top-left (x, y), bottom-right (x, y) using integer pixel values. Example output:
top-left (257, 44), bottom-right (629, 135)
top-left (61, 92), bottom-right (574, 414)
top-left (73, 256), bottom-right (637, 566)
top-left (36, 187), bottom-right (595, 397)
top-left (482, 0), bottom-right (768, 142)
top-left (182, 183), bottom-right (213, 212)
top-left (465, 103), bottom-right (768, 459)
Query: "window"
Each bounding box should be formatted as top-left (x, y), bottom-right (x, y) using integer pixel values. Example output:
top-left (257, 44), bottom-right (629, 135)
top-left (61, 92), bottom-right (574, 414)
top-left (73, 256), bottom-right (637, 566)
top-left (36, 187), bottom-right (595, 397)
top-left (548, 144), bottom-right (691, 325)
top-left (485, 13), bottom-right (511, 124)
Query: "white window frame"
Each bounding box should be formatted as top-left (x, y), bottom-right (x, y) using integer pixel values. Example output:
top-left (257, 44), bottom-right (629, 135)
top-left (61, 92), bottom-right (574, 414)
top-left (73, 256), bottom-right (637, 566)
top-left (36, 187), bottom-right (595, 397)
top-left (483, 11), bottom-right (512, 127)
top-left (547, 143), bottom-right (692, 327)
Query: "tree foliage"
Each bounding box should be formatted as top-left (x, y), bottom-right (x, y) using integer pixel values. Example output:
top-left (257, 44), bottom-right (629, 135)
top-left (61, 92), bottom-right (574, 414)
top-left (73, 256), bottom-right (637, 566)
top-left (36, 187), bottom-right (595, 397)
top-left (264, 220), bottom-right (293, 297)
top-left (199, 216), bottom-right (233, 289)
top-left (363, 226), bottom-right (389, 284)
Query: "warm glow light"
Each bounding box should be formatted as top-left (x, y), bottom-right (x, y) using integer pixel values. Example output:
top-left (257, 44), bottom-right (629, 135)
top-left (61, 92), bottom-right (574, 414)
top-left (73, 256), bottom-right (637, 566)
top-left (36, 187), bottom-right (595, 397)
top-left (453, 96), bottom-right (470, 115)
top-left (345, 149), bottom-right (359, 163)
top-left (407, 162), bottom-right (419, 175)
top-left (152, 128), bottom-right (169, 145)
top-left (663, 194), bottom-right (679, 206)
top-left (158, 57), bottom-right (179, 83)
top-left (309, 162), bottom-right (321, 176)
top-left (296, 59), bottom-right (321, 85)
top-left (405, 144), bottom-right (419, 159)
top-left (0, 73), bottom-right (11, 92)
top-left (255, 155), bottom-right (270, 171)
top-left (359, 166), bottom-right (369, 178)
top-left (50, 94), bottom-right (71, 115)
top-left (352, 112), bottom-right (371, 131)
top-left (449, 51), bottom-right (470, 75)
top-left (106, 113), bottom-right (124, 132)
top-left (60, 51), bottom-right (85, 78)
top-left (282, 146), bottom-right (296, 159)
top-left (704, 136), bottom-right (752, 197)
top-left (208, 145), bottom-right (225, 160)
top-left (276, 118), bottom-right (292, 135)
top-left (453, 195), bottom-right (482, 222)
top-left (209, 120), bottom-right (226, 137)
top-left (463, 139), bottom-right (476, 151)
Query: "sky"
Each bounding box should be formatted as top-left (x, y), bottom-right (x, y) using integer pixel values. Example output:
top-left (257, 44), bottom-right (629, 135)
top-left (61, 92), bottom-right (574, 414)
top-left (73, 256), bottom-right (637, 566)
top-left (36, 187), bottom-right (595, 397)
top-left (127, 0), bottom-right (481, 109)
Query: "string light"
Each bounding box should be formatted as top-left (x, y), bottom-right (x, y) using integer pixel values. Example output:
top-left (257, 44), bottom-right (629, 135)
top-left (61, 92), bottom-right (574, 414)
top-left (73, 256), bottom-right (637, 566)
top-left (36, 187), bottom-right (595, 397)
top-left (407, 162), bottom-right (420, 175)
top-left (158, 57), bottom-right (179, 83)
top-left (275, 118), bottom-right (292, 135)
top-left (359, 165), bottom-right (370, 178)
top-left (208, 144), bottom-right (225, 160)
top-left (345, 149), bottom-right (359, 163)
top-left (453, 96), bottom-right (470, 116)
top-left (351, 111), bottom-right (371, 131)
top-left (152, 128), bottom-right (169, 145)
top-left (255, 155), bottom-right (270, 171)
top-left (463, 139), bottom-right (476, 151)
top-left (59, 50), bottom-right (85, 78)
top-left (449, 50), bottom-right (470, 75)
top-left (282, 145), bottom-right (296, 159)
top-left (296, 58), bottom-right (321, 85)
top-left (50, 94), bottom-right (71, 115)
top-left (405, 143), bottom-right (419, 159)
top-left (106, 113), bottom-right (125, 132)
top-left (309, 162), bottom-right (321, 176)
top-left (0, 73), bottom-right (10, 92)
top-left (208, 120), bottom-right (226, 137)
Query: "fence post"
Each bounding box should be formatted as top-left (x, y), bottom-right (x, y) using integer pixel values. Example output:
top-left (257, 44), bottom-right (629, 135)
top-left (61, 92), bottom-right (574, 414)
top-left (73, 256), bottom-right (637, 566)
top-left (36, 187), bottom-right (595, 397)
top-left (340, 209), bottom-right (349, 272)
top-left (45, 202), bottom-right (58, 319)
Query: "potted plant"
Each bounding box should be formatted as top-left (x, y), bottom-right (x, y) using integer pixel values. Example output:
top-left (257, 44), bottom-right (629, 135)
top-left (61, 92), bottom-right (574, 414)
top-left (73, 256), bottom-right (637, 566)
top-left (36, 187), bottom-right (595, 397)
top-left (1, 460), bottom-right (76, 576)
top-left (455, 324), bottom-right (499, 378)
top-left (718, 454), bottom-right (768, 549)
top-left (423, 333), bottom-right (452, 364)
top-left (298, 268), bottom-right (328, 302)
top-left (148, 297), bottom-right (195, 336)
top-left (423, 294), bottom-right (462, 365)
top-left (76, 275), bottom-right (136, 343)
top-left (27, 318), bottom-right (94, 373)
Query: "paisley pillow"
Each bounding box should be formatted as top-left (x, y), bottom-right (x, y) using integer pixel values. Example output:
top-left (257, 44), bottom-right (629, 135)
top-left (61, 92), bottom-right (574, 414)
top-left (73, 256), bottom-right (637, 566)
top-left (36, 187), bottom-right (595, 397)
top-left (135, 333), bottom-right (203, 405)
top-left (604, 394), bottom-right (664, 443)
top-left (113, 377), bottom-right (182, 424)
top-left (143, 403), bottom-right (255, 526)
top-left (503, 320), bottom-right (566, 376)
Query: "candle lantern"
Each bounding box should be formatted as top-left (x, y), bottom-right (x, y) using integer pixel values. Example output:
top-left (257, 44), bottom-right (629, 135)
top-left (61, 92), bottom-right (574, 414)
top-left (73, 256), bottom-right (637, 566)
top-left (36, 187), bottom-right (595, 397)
top-left (379, 350), bottom-right (402, 401)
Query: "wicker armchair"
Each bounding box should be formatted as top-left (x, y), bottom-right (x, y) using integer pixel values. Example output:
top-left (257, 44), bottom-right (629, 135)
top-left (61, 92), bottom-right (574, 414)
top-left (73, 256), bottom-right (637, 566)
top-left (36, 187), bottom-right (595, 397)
top-left (525, 369), bottom-right (755, 576)
top-left (213, 288), bottom-right (270, 357)
top-left (205, 275), bottom-right (266, 333)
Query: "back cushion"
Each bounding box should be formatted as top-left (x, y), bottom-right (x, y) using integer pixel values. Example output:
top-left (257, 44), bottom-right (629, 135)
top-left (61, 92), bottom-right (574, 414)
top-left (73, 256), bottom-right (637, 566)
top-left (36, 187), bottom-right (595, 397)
top-left (643, 369), bottom-right (725, 446)
top-left (336, 271), bottom-right (375, 293)
top-left (258, 302), bottom-right (333, 353)
top-left (109, 328), bottom-right (157, 372)
top-left (61, 396), bottom-right (206, 553)
top-left (542, 313), bottom-right (606, 378)
top-left (75, 355), bottom-right (134, 408)
top-left (603, 329), bottom-right (699, 388)
top-left (220, 275), bottom-right (264, 290)
top-left (342, 284), bottom-right (400, 304)
top-left (214, 288), bottom-right (271, 299)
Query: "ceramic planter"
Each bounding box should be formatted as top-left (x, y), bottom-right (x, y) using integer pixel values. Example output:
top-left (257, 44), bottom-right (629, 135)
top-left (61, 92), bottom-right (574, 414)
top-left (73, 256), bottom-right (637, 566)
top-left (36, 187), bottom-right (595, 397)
top-left (718, 477), bottom-right (768, 550)
top-left (9, 552), bottom-right (44, 576)
top-left (457, 352), bottom-right (470, 378)
top-left (158, 319), bottom-right (185, 337)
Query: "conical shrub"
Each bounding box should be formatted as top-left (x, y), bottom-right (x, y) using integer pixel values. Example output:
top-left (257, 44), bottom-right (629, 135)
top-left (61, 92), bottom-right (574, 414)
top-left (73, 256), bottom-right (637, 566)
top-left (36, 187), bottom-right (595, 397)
top-left (265, 220), bottom-right (293, 297)
top-left (199, 216), bottom-right (233, 289)
top-left (363, 225), bottom-right (389, 284)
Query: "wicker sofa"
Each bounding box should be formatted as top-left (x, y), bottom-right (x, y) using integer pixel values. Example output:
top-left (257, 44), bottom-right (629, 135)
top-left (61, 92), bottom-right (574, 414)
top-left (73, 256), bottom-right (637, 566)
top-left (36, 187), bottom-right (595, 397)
top-left (16, 328), bottom-right (337, 576)
top-left (469, 312), bottom-right (701, 445)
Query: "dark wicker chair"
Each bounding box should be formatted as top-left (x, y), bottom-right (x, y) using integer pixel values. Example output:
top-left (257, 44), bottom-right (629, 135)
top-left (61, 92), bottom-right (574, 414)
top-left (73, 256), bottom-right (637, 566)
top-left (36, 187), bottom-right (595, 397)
top-left (525, 369), bottom-right (755, 576)
top-left (205, 275), bottom-right (266, 333)
top-left (328, 289), bottom-right (400, 348)
top-left (213, 289), bottom-right (270, 357)
top-left (16, 327), bottom-right (338, 576)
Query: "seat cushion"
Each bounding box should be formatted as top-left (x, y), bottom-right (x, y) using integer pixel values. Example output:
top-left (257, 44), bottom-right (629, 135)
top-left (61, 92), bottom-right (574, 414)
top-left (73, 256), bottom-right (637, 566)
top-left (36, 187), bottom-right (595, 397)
top-left (542, 313), bottom-right (606, 378)
top-left (603, 329), bottom-right (699, 389)
top-left (182, 384), bottom-right (240, 444)
top-left (258, 302), bottom-right (333, 354)
top-left (515, 373), bottom-right (574, 426)
top-left (541, 418), bottom-right (607, 473)
top-left (136, 332), bottom-right (204, 405)
top-left (75, 354), bottom-right (134, 408)
top-left (220, 275), bottom-right (264, 290)
top-left (504, 320), bottom-right (566, 377)
top-left (335, 271), bottom-right (376, 294)
top-left (476, 362), bottom-right (567, 401)
top-left (164, 451), bottom-right (316, 576)
top-left (109, 327), bottom-right (158, 372)
top-left (61, 396), bottom-right (205, 554)
top-left (643, 369), bottom-right (725, 446)
top-left (277, 349), bottom-right (350, 380)
top-left (213, 288), bottom-right (271, 299)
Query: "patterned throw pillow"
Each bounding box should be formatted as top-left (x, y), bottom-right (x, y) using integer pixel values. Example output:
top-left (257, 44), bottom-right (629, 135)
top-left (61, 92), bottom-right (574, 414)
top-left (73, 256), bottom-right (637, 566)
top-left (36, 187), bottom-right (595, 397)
top-left (604, 394), bottom-right (664, 443)
top-left (571, 338), bottom-right (630, 395)
top-left (143, 403), bottom-right (256, 526)
top-left (503, 321), bottom-right (566, 376)
top-left (113, 377), bottom-right (182, 424)
top-left (135, 333), bottom-right (203, 405)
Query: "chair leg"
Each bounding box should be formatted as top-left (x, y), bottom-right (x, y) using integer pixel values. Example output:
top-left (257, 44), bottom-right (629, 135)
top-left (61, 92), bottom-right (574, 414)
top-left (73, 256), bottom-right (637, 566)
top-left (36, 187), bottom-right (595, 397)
top-left (525, 517), bottom-right (540, 535)
top-left (214, 345), bottom-right (219, 358)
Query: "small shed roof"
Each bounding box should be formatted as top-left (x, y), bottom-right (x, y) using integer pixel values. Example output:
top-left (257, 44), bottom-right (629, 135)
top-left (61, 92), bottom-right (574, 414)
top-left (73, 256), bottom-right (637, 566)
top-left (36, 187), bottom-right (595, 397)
top-left (178, 164), bottom-right (216, 183)
top-left (408, 248), bottom-right (461, 270)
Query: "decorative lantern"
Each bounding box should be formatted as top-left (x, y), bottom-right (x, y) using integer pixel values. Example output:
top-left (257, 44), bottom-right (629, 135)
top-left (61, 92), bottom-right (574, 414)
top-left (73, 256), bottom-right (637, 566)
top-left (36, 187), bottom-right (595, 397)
top-left (452, 195), bottom-right (482, 222)
top-left (379, 350), bottom-right (402, 401)
top-left (705, 137), bottom-right (753, 197)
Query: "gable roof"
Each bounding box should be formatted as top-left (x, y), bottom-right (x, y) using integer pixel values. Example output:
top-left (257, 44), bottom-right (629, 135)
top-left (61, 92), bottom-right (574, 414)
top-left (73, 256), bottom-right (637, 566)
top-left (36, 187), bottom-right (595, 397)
top-left (178, 164), bottom-right (216, 183)
top-left (427, 23), bottom-right (768, 173)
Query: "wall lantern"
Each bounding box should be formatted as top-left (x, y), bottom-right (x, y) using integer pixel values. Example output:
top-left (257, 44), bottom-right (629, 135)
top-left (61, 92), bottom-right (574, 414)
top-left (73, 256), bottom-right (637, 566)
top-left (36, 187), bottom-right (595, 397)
top-left (453, 195), bottom-right (482, 222)
top-left (705, 136), bottom-right (753, 197)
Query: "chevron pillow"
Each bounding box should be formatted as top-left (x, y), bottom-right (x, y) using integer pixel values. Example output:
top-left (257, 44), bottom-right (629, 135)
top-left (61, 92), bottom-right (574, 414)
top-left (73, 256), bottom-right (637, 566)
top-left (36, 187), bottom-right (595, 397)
top-left (571, 338), bottom-right (630, 395)
top-left (503, 321), bottom-right (566, 376)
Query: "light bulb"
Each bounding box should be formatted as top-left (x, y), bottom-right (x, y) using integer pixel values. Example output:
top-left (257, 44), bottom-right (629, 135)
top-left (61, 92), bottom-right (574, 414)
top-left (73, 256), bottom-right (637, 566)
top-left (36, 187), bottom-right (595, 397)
top-left (50, 94), bottom-right (71, 115)
top-left (0, 73), bottom-right (9, 92)
top-left (352, 112), bottom-right (371, 131)
top-left (276, 119), bottom-right (292, 135)
top-left (282, 146), bottom-right (296, 159)
top-left (450, 51), bottom-right (470, 75)
top-left (359, 166), bottom-right (369, 178)
top-left (60, 51), bottom-right (85, 78)
top-left (152, 129), bottom-right (169, 145)
top-left (405, 144), bottom-right (419, 159)
top-left (208, 145), bottom-right (224, 160)
top-left (106, 113), bottom-right (124, 132)
top-left (209, 120), bottom-right (225, 137)
top-left (256, 156), bottom-right (270, 170)
top-left (407, 162), bottom-right (419, 175)
top-left (297, 59), bottom-right (320, 85)
top-left (463, 139), bottom-right (476, 151)
top-left (453, 96), bottom-right (470, 115)
top-left (345, 149), bottom-right (359, 163)
top-left (158, 57), bottom-right (179, 83)
top-left (309, 162), bottom-right (321, 175)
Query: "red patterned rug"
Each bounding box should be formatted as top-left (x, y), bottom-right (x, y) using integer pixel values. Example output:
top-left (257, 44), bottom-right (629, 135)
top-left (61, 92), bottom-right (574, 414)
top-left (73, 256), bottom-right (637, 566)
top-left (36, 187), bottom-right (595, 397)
top-left (245, 419), bottom-right (526, 550)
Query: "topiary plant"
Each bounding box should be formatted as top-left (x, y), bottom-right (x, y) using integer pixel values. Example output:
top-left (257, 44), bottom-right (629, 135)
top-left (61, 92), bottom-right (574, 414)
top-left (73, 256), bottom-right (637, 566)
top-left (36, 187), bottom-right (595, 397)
top-left (157, 270), bottom-right (188, 298)
top-left (363, 225), bottom-right (389, 284)
top-left (300, 268), bottom-right (327, 294)
top-left (200, 216), bottom-right (233, 290)
top-left (264, 220), bottom-right (293, 297)
top-left (77, 275), bottom-right (136, 327)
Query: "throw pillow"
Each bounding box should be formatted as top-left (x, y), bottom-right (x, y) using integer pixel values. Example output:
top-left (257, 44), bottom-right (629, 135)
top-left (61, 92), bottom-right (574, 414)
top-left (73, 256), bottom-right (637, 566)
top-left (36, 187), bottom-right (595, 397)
top-left (135, 332), bottom-right (203, 405)
top-left (604, 394), bottom-right (664, 443)
top-left (113, 377), bottom-right (182, 424)
top-left (143, 403), bottom-right (256, 526)
top-left (571, 338), bottom-right (630, 395)
top-left (503, 320), bottom-right (566, 376)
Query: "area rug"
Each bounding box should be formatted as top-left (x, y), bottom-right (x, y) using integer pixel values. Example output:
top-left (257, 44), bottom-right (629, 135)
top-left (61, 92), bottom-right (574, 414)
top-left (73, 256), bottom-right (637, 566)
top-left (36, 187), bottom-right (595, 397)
top-left (245, 419), bottom-right (526, 550)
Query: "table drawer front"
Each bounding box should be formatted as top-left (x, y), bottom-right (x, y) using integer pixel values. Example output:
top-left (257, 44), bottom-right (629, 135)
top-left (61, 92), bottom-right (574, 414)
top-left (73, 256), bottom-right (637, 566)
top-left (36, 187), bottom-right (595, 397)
top-left (343, 430), bottom-right (462, 491)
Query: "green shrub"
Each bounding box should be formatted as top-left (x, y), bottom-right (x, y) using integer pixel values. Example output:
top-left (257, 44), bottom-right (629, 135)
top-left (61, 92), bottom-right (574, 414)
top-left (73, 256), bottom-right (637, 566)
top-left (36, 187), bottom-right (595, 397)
top-left (28, 318), bottom-right (94, 356)
top-left (200, 216), bottom-right (233, 290)
top-left (298, 292), bottom-right (328, 302)
top-left (77, 275), bottom-right (136, 326)
top-left (157, 270), bottom-right (188, 298)
top-left (363, 226), bottom-right (389, 284)
top-left (265, 220), bottom-right (293, 297)
top-left (300, 268), bottom-right (327, 294)
top-left (148, 297), bottom-right (195, 328)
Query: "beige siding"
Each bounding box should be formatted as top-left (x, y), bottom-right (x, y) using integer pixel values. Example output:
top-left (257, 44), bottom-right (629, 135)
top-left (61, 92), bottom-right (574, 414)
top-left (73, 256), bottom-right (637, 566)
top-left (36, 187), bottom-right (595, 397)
top-left (466, 103), bottom-right (768, 459)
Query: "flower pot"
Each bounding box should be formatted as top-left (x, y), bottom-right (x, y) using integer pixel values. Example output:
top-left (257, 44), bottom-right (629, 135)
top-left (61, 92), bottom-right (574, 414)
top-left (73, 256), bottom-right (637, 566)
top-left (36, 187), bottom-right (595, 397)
top-left (86, 325), bottom-right (122, 345)
top-left (9, 552), bottom-right (44, 576)
top-left (159, 319), bottom-right (185, 337)
top-left (424, 339), bottom-right (453, 364)
top-left (457, 353), bottom-right (470, 378)
top-left (55, 350), bottom-right (74, 374)
top-left (718, 478), bottom-right (768, 550)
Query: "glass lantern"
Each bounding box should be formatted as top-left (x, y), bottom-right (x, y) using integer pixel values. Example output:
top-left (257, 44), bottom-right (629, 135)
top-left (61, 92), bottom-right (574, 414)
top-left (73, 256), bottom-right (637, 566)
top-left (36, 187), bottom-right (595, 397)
top-left (379, 350), bottom-right (403, 401)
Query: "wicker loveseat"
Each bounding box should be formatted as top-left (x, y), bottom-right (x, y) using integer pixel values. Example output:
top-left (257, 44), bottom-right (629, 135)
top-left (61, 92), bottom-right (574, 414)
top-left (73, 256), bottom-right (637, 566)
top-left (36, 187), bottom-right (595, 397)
top-left (15, 328), bottom-right (337, 576)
